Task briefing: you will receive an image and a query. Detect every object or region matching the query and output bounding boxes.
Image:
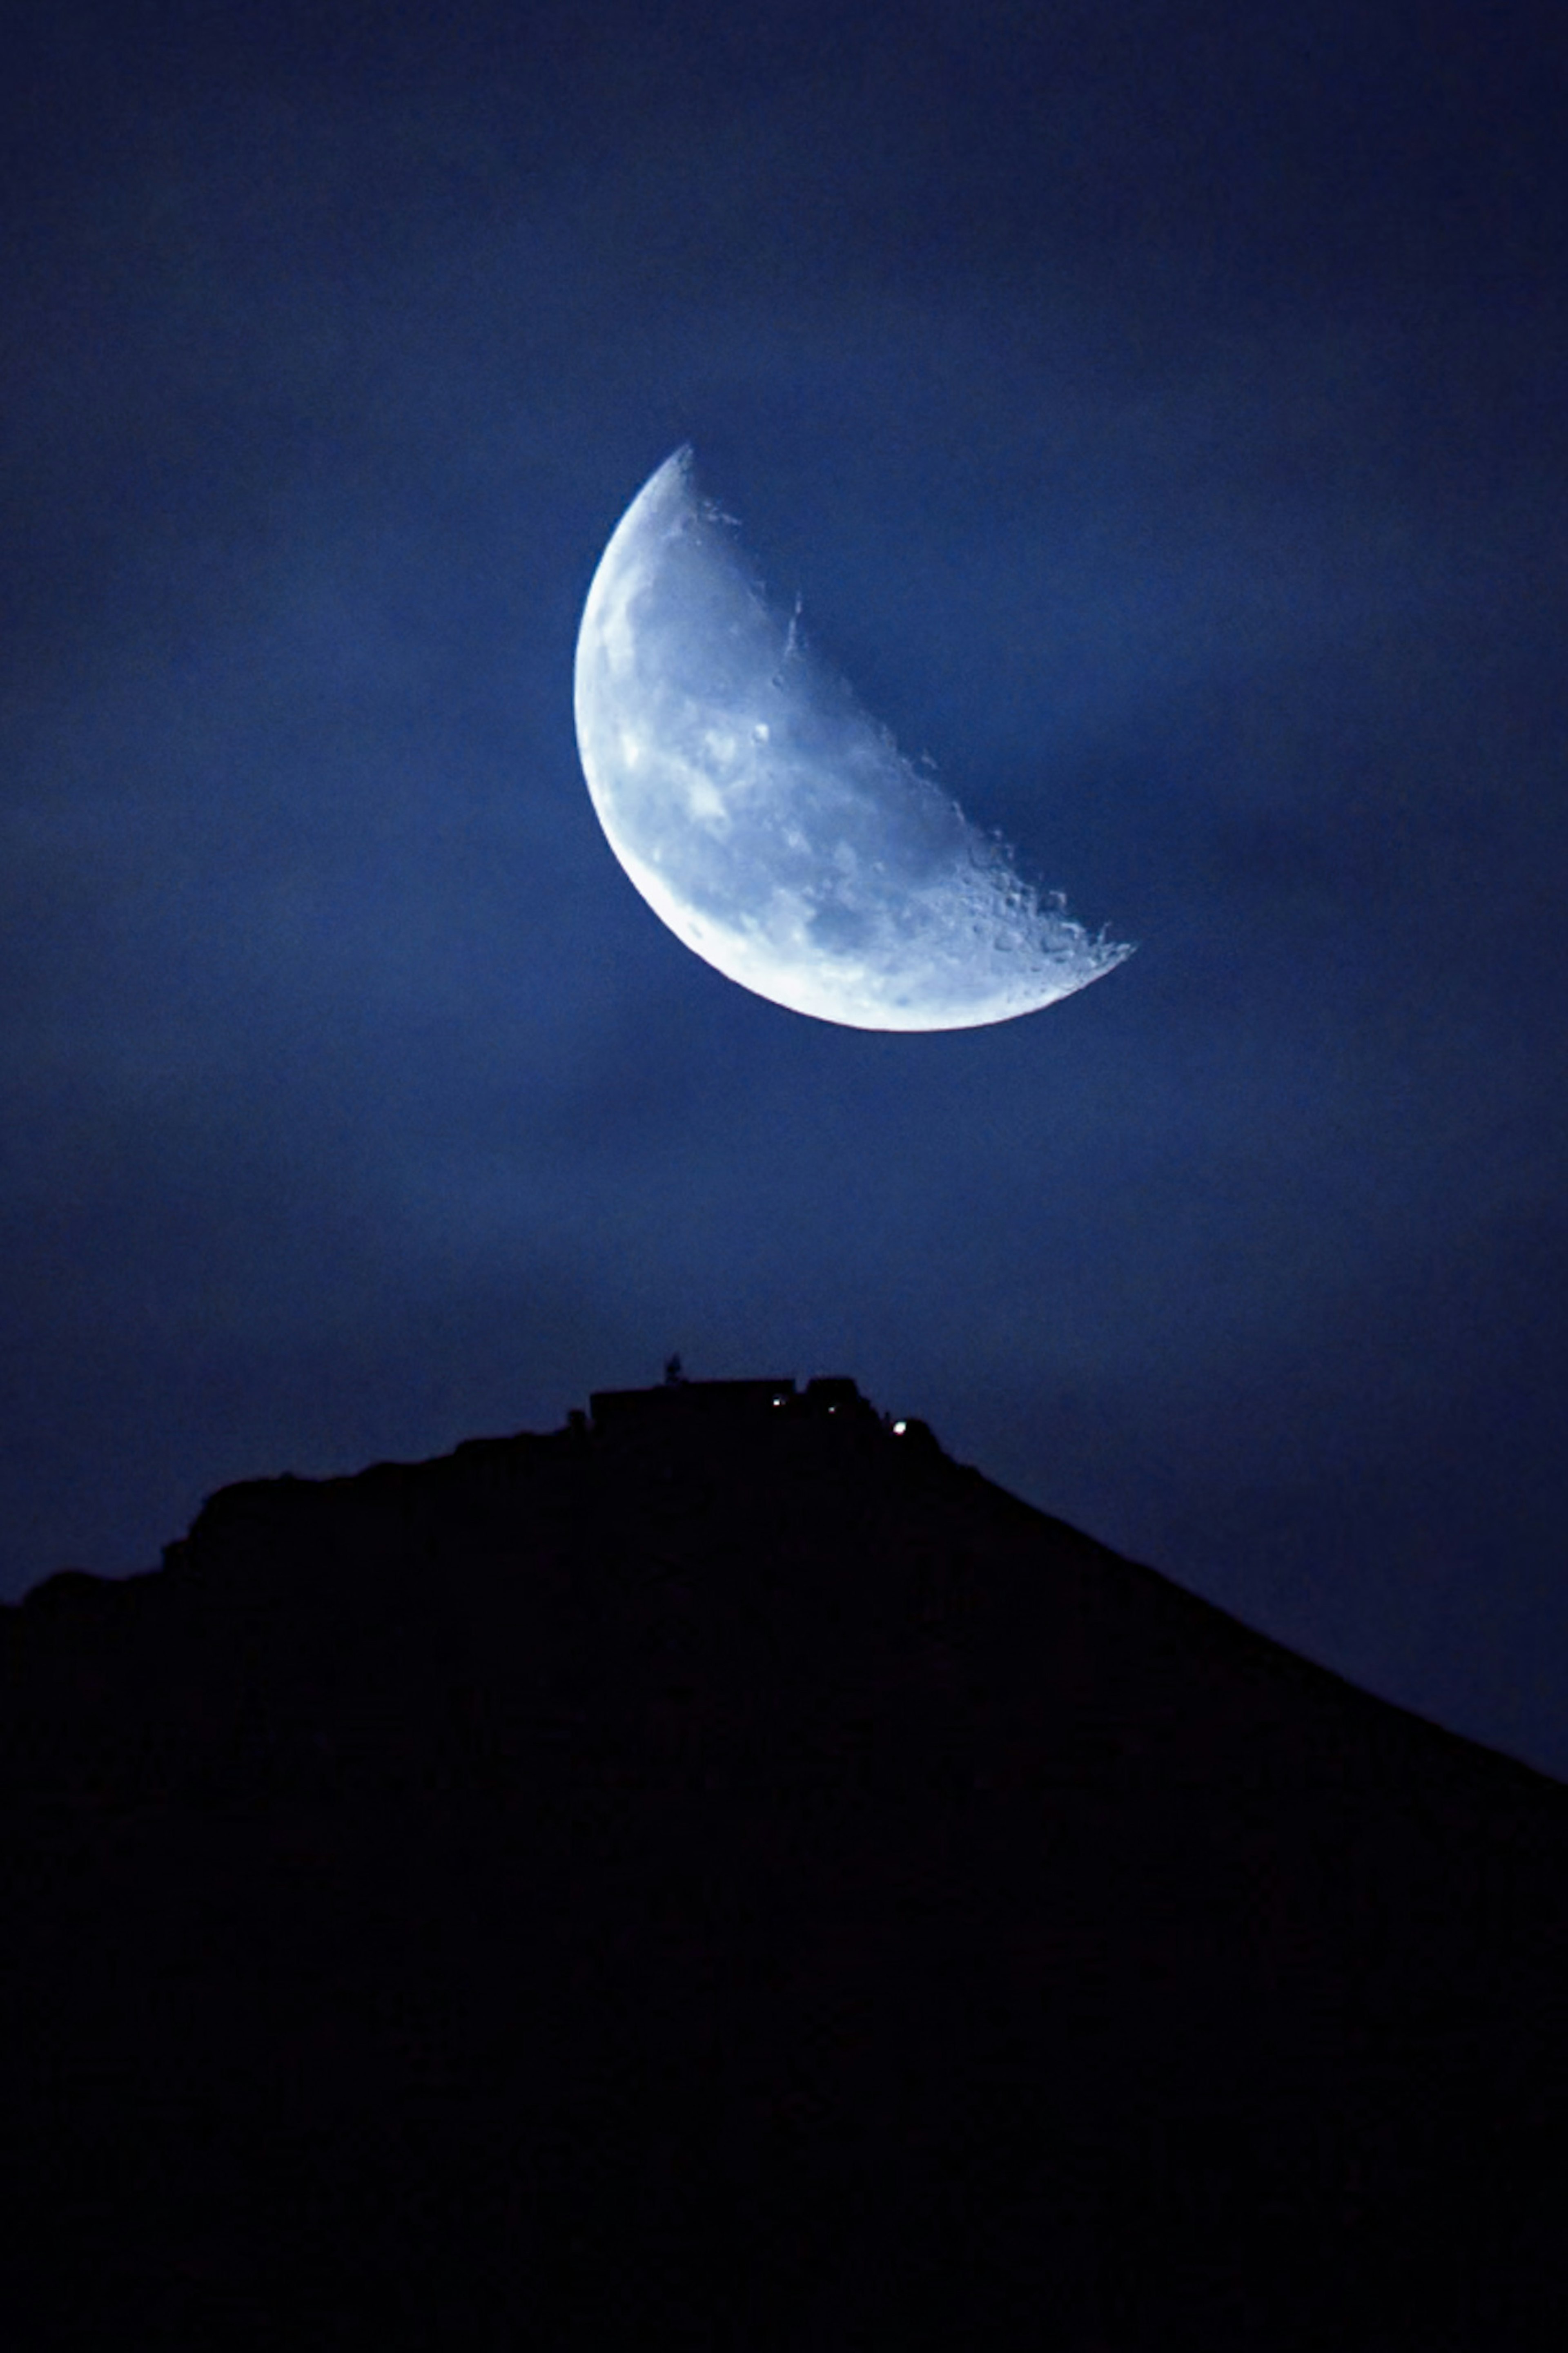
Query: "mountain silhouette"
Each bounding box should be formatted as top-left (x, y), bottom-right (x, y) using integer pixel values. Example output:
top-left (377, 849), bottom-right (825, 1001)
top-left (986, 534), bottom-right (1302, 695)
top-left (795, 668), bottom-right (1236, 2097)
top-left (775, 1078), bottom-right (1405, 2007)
top-left (1, 1377), bottom-right (1563, 2350)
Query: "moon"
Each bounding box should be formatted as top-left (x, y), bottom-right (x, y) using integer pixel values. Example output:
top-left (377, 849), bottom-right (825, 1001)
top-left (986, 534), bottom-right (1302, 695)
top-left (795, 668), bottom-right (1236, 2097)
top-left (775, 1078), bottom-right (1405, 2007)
top-left (573, 447), bottom-right (1133, 1031)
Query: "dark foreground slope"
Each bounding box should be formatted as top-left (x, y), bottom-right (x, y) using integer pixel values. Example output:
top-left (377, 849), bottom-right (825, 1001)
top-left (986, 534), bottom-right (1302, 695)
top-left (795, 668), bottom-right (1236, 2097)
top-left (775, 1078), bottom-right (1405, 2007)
top-left (0, 1386), bottom-right (1563, 2351)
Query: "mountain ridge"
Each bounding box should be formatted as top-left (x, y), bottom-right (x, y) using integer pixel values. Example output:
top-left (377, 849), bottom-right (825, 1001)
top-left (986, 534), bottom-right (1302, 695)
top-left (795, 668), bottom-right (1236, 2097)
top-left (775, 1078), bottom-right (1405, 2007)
top-left (0, 1379), bottom-right (1563, 2348)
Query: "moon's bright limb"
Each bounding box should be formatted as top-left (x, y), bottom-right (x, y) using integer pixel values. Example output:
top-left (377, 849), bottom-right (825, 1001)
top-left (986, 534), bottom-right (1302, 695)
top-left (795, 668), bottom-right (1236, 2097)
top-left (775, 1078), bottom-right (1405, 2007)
top-left (573, 446), bottom-right (1133, 1031)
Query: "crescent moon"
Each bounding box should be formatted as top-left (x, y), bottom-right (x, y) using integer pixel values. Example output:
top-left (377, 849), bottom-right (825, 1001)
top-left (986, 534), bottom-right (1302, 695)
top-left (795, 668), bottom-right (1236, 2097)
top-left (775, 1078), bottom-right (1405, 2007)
top-left (573, 447), bottom-right (1132, 1032)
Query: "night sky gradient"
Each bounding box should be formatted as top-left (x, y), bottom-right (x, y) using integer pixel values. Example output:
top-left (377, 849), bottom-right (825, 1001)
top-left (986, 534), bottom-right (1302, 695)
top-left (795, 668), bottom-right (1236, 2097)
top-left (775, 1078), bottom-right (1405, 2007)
top-left (4, 2), bottom-right (1566, 1771)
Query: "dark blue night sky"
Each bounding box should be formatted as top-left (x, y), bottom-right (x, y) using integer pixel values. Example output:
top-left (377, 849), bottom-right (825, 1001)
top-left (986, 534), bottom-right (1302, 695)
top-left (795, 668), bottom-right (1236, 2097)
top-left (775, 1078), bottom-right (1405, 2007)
top-left (4, 1), bottom-right (1565, 1772)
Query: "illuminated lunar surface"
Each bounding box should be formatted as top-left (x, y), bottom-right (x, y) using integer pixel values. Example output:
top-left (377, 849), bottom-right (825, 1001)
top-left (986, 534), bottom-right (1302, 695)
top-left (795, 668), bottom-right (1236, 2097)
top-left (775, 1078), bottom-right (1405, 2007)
top-left (573, 447), bottom-right (1132, 1031)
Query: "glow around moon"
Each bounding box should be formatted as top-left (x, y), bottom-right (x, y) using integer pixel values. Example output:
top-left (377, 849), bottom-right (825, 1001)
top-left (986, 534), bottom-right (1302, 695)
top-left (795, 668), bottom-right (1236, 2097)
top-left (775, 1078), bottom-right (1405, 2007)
top-left (573, 447), bottom-right (1133, 1031)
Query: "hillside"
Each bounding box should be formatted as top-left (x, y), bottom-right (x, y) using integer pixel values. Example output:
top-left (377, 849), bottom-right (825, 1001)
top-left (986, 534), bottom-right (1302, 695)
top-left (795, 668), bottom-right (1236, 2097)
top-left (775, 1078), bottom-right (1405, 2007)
top-left (1, 1378), bottom-right (1563, 2349)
